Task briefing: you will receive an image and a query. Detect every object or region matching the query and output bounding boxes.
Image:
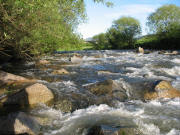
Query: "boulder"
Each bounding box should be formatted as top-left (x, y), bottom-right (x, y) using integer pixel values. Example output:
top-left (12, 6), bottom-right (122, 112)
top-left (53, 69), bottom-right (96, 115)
top-left (138, 47), bottom-right (144, 54)
top-left (85, 80), bottom-right (118, 96)
top-left (54, 92), bottom-right (94, 113)
top-left (38, 60), bottom-right (50, 65)
top-left (85, 79), bottom-right (127, 101)
top-left (144, 81), bottom-right (180, 100)
top-left (0, 70), bottom-right (36, 85)
top-left (52, 68), bottom-right (69, 75)
top-left (127, 80), bottom-right (156, 100)
top-left (0, 83), bottom-right (54, 110)
top-left (87, 125), bottom-right (142, 135)
top-left (0, 112), bottom-right (40, 135)
top-left (69, 55), bottom-right (83, 63)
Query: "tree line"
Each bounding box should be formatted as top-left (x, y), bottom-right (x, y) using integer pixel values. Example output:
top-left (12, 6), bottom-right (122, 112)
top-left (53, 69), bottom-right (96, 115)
top-left (92, 4), bottom-right (180, 50)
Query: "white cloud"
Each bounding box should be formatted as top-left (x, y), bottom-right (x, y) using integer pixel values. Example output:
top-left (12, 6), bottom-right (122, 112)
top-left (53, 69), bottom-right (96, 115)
top-left (105, 4), bottom-right (156, 19)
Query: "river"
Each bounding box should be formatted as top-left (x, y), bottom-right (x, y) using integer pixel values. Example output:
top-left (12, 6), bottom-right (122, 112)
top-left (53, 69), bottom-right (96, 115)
top-left (5, 50), bottom-right (180, 135)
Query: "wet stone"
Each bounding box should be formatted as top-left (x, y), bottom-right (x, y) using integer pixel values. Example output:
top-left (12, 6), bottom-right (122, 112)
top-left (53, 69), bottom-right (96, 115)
top-left (0, 83), bottom-right (54, 112)
top-left (0, 112), bottom-right (40, 135)
top-left (85, 79), bottom-right (128, 102)
top-left (87, 125), bottom-right (143, 135)
top-left (144, 80), bottom-right (180, 100)
top-left (54, 92), bottom-right (95, 113)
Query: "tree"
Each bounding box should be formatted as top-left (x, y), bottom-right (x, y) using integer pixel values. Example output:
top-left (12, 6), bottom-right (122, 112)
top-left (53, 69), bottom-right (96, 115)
top-left (92, 33), bottom-right (109, 49)
top-left (147, 4), bottom-right (180, 34)
top-left (0, 0), bottom-right (113, 61)
top-left (147, 4), bottom-right (180, 49)
top-left (106, 17), bottom-right (141, 49)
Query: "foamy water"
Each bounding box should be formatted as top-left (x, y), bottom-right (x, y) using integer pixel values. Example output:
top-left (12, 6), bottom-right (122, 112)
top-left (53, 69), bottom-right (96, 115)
top-left (15, 50), bottom-right (180, 135)
top-left (31, 98), bottom-right (180, 135)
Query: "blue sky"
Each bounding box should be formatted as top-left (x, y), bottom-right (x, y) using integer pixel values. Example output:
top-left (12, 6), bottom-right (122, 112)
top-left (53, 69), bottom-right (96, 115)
top-left (78, 0), bottom-right (180, 39)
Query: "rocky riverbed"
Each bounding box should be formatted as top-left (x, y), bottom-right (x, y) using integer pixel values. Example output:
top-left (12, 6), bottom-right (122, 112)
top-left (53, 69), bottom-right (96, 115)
top-left (0, 50), bottom-right (180, 135)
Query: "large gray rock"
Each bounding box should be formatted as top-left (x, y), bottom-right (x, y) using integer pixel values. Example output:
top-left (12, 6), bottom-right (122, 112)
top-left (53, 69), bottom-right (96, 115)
top-left (0, 112), bottom-right (40, 135)
top-left (0, 83), bottom-right (54, 110)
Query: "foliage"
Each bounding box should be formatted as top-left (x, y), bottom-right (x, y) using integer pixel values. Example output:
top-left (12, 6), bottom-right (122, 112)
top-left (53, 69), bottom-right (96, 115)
top-left (106, 17), bottom-right (141, 49)
top-left (91, 17), bottom-right (141, 50)
top-left (93, 0), bottom-right (113, 7)
top-left (92, 33), bottom-right (109, 49)
top-left (146, 4), bottom-right (180, 49)
top-left (147, 4), bottom-right (180, 34)
top-left (0, 0), bottom-right (80, 60)
top-left (0, 0), bottom-right (113, 62)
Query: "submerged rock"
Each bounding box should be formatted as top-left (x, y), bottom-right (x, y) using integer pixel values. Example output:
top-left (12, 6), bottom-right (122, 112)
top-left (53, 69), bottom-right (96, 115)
top-left (87, 125), bottom-right (142, 135)
top-left (54, 92), bottom-right (94, 113)
top-left (0, 112), bottom-right (40, 135)
top-left (85, 79), bottom-right (128, 102)
top-left (52, 68), bottom-right (69, 75)
top-left (0, 83), bottom-right (54, 110)
top-left (144, 81), bottom-right (180, 100)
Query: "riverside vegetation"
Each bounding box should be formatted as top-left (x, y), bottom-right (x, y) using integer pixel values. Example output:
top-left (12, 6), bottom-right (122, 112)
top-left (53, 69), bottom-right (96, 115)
top-left (0, 0), bottom-right (112, 63)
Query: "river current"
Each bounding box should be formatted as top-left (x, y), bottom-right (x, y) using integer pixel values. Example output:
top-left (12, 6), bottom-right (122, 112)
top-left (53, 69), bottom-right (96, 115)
top-left (9, 50), bottom-right (180, 135)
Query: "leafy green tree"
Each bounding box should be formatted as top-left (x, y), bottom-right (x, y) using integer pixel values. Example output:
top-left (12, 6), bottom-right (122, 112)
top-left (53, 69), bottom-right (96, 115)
top-left (147, 4), bottom-right (180, 34)
top-left (106, 17), bottom-right (141, 49)
top-left (92, 33), bottom-right (109, 49)
top-left (147, 4), bottom-right (180, 49)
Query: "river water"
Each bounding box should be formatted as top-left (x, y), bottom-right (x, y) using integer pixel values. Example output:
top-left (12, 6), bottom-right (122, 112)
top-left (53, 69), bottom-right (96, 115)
top-left (8, 50), bottom-right (180, 135)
